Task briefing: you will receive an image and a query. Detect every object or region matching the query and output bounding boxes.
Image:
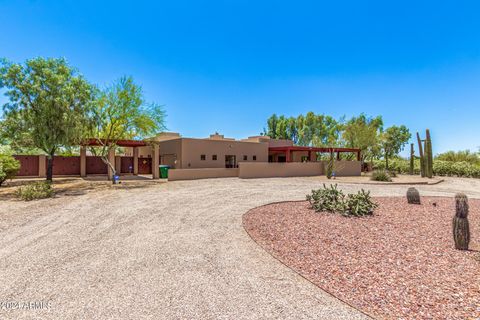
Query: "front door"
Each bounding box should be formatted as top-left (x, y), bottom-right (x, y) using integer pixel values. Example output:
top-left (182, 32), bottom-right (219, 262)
top-left (225, 155), bottom-right (236, 168)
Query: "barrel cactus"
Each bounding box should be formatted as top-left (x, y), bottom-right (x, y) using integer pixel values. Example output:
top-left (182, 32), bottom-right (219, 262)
top-left (452, 193), bottom-right (470, 250)
top-left (406, 187), bottom-right (421, 204)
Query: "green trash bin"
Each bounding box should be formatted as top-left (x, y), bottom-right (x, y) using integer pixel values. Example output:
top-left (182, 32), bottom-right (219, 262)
top-left (159, 165), bottom-right (170, 179)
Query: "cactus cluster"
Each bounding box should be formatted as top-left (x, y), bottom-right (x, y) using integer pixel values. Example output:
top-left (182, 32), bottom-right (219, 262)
top-left (416, 129), bottom-right (434, 178)
top-left (406, 187), bottom-right (421, 204)
top-left (452, 193), bottom-right (470, 250)
top-left (306, 184), bottom-right (378, 216)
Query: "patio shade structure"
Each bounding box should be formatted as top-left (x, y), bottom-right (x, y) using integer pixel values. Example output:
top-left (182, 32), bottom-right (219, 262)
top-left (268, 146), bottom-right (361, 162)
top-left (80, 138), bottom-right (160, 179)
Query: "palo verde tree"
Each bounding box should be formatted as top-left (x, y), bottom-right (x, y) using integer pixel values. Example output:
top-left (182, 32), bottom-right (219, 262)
top-left (380, 125), bottom-right (411, 170)
top-left (0, 57), bottom-right (94, 182)
top-left (89, 76), bottom-right (166, 182)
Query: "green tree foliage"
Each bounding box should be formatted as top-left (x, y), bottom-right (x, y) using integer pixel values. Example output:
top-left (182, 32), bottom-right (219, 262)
top-left (380, 125), bottom-right (411, 170)
top-left (89, 76), bottom-right (166, 180)
top-left (264, 112), bottom-right (341, 147)
top-left (0, 154), bottom-right (20, 186)
top-left (342, 114), bottom-right (383, 163)
top-left (0, 57), bottom-right (94, 181)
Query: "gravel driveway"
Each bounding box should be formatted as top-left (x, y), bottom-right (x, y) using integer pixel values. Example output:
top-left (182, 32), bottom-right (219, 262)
top-left (0, 177), bottom-right (478, 319)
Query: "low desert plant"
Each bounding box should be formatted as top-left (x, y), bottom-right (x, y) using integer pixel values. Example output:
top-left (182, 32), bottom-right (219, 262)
top-left (0, 154), bottom-right (20, 186)
top-left (452, 193), bottom-right (470, 250)
top-left (16, 181), bottom-right (54, 201)
top-left (406, 187), bottom-right (421, 204)
top-left (344, 190), bottom-right (378, 216)
top-left (307, 184), bottom-right (377, 216)
top-left (370, 170), bottom-right (392, 182)
top-left (307, 184), bottom-right (345, 212)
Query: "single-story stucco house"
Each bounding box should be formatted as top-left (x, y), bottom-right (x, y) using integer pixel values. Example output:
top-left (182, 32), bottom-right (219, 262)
top-left (13, 132), bottom-right (361, 180)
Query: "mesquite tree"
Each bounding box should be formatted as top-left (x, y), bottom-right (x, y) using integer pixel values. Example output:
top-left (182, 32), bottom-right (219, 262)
top-left (0, 57), bottom-right (94, 182)
top-left (89, 76), bottom-right (166, 182)
top-left (380, 125), bottom-right (411, 170)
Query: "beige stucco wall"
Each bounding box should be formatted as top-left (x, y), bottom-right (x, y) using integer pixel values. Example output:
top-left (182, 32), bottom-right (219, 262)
top-left (238, 162), bottom-right (324, 179)
top-left (319, 160), bottom-right (362, 176)
top-left (168, 168), bottom-right (239, 181)
top-left (179, 138), bottom-right (268, 169)
top-left (158, 139), bottom-right (182, 168)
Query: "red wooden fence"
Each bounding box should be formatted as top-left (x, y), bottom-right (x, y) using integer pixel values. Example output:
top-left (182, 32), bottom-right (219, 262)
top-left (14, 155), bottom-right (39, 176)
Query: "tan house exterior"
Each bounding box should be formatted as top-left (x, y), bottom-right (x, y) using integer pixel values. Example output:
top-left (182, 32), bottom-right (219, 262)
top-left (123, 133), bottom-right (270, 169)
top-left (13, 132), bottom-right (362, 180)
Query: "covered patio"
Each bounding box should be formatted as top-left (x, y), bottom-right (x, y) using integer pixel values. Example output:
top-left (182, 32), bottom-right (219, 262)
top-left (268, 146), bottom-right (361, 163)
top-left (81, 139), bottom-right (161, 179)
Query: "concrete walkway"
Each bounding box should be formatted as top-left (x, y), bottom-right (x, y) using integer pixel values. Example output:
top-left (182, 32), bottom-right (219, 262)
top-left (0, 177), bottom-right (478, 319)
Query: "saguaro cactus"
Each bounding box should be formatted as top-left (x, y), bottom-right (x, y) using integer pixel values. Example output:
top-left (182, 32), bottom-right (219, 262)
top-left (416, 132), bottom-right (425, 177)
top-left (409, 143), bottom-right (414, 175)
top-left (452, 193), bottom-right (470, 250)
top-left (425, 129), bottom-right (433, 178)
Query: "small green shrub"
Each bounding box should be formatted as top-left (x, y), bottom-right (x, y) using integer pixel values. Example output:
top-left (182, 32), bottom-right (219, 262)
top-left (371, 170), bottom-right (392, 182)
top-left (16, 181), bottom-right (54, 201)
top-left (0, 154), bottom-right (20, 186)
top-left (344, 190), bottom-right (378, 216)
top-left (306, 184), bottom-right (377, 216)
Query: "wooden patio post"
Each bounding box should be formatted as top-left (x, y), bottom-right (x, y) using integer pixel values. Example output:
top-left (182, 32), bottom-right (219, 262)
top-left (38, 155), bottom-right (47, 178)
top-left (133, 147), bottom-right (139, 175)
top-left (80, 146), bottom-right (87, 177)
top-left (286, 148), bottom-right (291, 162)
top-left (152, 143), bottom-right (160, 179)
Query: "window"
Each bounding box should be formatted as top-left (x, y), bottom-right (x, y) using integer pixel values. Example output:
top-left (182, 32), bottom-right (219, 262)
top-left (243, 155), bottom-right (247, 161)
top-left (253, 155), bottom-right (257, 161)
top-left (212, 155), bottom-right (217, 161)
top-left (200, 154), bottom-right (206, 160)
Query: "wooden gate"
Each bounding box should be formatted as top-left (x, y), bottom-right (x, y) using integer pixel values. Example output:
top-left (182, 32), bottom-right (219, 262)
top-left (51, 156), bottom-right (81, 176)
top-left (120, 157), bottom-right (134, 174)
top-left (138, 157), bottom-right (152, 174)
top-left (86, 156), bottom-right (108, 174)
top-left (14, 155), bottom-right (39, 176)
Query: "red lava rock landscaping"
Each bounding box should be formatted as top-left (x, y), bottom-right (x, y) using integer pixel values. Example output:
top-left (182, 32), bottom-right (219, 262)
top-left (243, 197), bottom-right (480, 320)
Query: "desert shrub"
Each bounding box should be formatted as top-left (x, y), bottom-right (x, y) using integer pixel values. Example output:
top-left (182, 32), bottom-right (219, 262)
top-left (433, 160), bottom-right (480, 178)
top-left (388, 170), bottom-right (397, 178)
top-left (371, 170), bottom-right (392, 182)
top-left (0, 154), bottom-right (20, 186)
top-left (306, 184), bottom-right (377, 216)
top-left (372, 158), bottom-right (421, 175)
top-left (16, 181), bottom-right (54, 201)
top-left (344, 190), bottom-right (378, 216)
top-left (436, 150), bottom-right (480, 165)
top-left (372, 157), bottom-right (480, 178)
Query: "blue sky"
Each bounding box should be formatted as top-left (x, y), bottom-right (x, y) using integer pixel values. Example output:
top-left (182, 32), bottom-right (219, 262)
top-left (1, 0), bottom-right (480, 155)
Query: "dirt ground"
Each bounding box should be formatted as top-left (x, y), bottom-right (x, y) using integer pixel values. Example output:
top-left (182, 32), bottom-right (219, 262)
top-left (0, 176), bottom-right (479, 319)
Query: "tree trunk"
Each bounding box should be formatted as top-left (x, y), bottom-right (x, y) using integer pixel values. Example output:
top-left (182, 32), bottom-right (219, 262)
top-left (101, 155), bottom-right (117, 184)
top-left (385, 154), bottom-right (389, 170)
top-left (46, 154), bottom-right (54, 182)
